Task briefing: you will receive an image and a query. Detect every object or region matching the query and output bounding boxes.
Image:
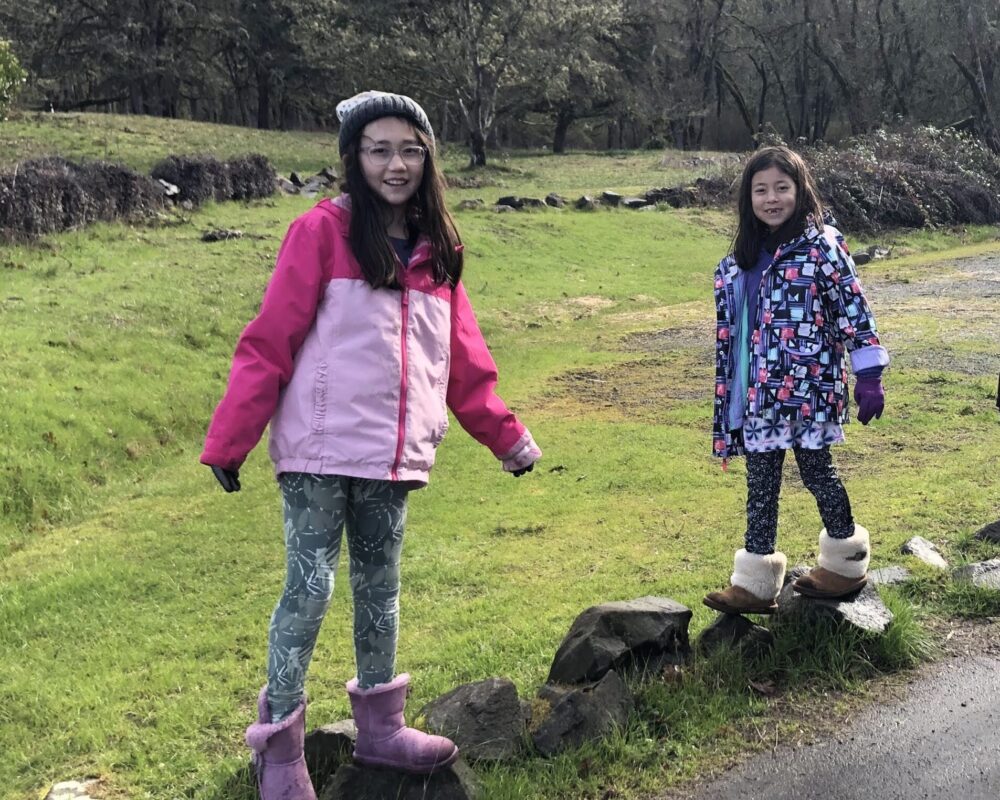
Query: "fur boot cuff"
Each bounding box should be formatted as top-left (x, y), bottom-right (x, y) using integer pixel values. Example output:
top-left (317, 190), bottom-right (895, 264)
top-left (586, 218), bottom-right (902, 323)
top-left (730, 549), bottom-right (787, 601)
top-left (817, 525), bottom-right (870, 579)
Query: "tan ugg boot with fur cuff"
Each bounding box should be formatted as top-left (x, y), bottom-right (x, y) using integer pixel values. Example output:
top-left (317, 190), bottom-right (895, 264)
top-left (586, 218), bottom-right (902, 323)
top-left (793, 525), bottom-right (870, 599)
top-left (704, 549), bottom-right (787, 615)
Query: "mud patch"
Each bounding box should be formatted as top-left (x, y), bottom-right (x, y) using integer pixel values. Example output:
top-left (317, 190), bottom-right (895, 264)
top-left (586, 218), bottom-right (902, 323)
top-left (867, 253), bottom-right (1000, 302)
top-left (552, 354), bottom-right (711, 421)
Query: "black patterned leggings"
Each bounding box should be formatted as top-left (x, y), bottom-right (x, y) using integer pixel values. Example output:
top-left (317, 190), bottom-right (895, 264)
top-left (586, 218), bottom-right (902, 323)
top-left (744, 447), bottom-right (854, 555)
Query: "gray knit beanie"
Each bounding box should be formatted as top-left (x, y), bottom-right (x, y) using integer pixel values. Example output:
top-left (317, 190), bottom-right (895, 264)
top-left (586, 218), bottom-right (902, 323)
top-left (336, 91), bottom-right (434, 155)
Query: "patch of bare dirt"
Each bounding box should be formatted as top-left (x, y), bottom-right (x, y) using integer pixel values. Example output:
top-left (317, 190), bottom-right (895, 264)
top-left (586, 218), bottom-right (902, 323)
top-left (553, 355), bottom-right (712, 421)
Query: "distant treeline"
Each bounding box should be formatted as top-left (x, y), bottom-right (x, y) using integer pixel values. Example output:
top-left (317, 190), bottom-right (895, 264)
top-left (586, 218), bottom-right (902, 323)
top-left (2, 1), bottom-right (999, 166)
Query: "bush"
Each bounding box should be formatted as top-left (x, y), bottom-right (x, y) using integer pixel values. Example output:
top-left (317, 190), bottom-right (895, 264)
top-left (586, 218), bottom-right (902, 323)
top-left (151, 155), bottom-right (232, 205)
top-left (0, 156), bottom-right (163, 241)
top-left (151, 153), bottom-right (276, 205)
top-left (227, 154), bottom-right (277, 200)
top-left (802, 126), bottom-right (1000, 232)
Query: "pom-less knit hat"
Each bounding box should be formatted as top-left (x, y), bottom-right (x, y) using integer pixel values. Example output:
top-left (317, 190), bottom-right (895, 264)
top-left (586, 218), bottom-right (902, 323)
top-left (336, 91), bottom-right (434, 155)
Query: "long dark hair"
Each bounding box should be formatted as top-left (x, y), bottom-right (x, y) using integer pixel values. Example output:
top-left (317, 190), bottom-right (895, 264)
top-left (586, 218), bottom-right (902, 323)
top-left (733, 145), bottom-right (824, 269)
top-left (341, 123), bottom-right (463, 289)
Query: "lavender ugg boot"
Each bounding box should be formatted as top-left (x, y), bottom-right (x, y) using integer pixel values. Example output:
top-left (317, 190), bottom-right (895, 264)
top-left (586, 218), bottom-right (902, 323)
top-left (245, 686), bottom-right (317, 800)
top-left (346, 673), bottom-right (459, 773)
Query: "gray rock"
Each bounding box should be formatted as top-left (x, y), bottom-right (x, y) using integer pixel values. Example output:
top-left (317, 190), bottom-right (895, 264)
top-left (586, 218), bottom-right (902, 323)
top-left (520, 197), bottom-right (545, 208)
top-left (776, 580), bottom-right (894, 634)
top-left (155, 178), bottom-right (180, 197)
top-left (783, 564), bottom-right (812, 586)
top-left (600, 190), bottom-right (622, 206)
top-left (496, 195), bottom-right (523, 209)
top-left (305, 720), bottom-right (357, 788)
top-left (869, 566), bottom-right (911, 586)
top-left (545, 193), bottom-right (566, 208)
top-left (319, 165), bottom-right (339, 183)
top-left (457, 198), bottom-right (484, 210)
top-left (492, 204), bottom-right (516, 213)
top-left (853, 252), bottom-right (872, 265)
top-left (419, 677), bottom-right (525, 762)
top-left (201, 228), bottom-right (244, 242)
top-left (901, 536), bottom-right (948, 569)
top-left (531, 670), bottom-right (632, 757)
top-left (698, 614), bottom-right (774, 660)
top-left (575, 195), bottom-right (598, 210)
top-left (547, 596), bottom-right (692, 684)
top-left (974, 520), bottom-right (1000, 543)
top-left (622, 197), bottom-right (647, 209)
top-left (44, 782), bottom-right (100, 800)
top-left (289, 171), bottom-right (304, 187)
top-left (276, 176), bottom-right (300, 194)
top-left (952, 559), bottom-right (1000, 589)
top-left (318, 759), bottom-right (477, 800)
top-left (636, 204), bottom-right (657, 211)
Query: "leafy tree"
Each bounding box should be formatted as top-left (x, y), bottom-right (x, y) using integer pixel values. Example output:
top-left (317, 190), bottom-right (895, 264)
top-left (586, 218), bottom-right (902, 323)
top-left (0, 40), bottom-right (26, 119)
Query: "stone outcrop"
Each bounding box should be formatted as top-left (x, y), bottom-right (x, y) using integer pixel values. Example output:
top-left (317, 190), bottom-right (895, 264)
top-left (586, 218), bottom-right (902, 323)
top-left (547, 596), bottom-right (692, 684)
top-left (419, 677), bottom-right (527, 762)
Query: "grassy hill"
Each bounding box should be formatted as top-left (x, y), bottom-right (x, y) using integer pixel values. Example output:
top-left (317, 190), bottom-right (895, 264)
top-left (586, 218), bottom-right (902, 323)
top-left (1, 113), bottom-right (999, 800)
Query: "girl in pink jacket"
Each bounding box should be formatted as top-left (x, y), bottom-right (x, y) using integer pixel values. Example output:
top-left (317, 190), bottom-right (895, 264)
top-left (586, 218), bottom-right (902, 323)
top-left (201, 91), bottom-right (541, 797)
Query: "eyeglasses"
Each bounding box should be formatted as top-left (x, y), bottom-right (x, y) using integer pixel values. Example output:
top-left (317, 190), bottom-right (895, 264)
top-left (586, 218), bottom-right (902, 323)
top-left (359, 145), bottom-right (427, 166)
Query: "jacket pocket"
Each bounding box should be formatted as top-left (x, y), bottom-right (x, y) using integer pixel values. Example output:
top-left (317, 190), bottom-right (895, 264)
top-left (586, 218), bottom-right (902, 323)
top-left (312, 361), bottom-right (328, 434)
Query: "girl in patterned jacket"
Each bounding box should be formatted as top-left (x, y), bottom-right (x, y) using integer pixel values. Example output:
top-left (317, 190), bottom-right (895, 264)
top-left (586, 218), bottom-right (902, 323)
top-left (703, 146), bottom-right (889, 616)
top-left (200, 91), bottom-right (541, 798)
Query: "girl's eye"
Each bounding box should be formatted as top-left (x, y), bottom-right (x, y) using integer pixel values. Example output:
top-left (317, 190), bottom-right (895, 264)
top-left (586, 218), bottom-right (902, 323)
top-left (368, 146), bottom-right (391, 158)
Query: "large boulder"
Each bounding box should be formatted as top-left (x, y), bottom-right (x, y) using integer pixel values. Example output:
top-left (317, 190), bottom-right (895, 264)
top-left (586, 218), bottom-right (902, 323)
top-left (531, 670), bottom-right (632, 757)
top-left (419, 678), bottom-right (527, 762)
top-left (547, 596), bottom-right (692, 684)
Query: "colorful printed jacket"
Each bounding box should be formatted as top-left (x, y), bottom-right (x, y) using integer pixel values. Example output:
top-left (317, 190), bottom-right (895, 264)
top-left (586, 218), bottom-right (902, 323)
top-left (200, 196), bottom-right (530, 485)
top-left (712, 218), bottom-right (889, 460)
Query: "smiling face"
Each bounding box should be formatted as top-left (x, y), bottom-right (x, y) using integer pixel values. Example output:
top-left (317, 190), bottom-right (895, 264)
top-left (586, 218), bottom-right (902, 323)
top-left (750, 165), bottom-right (797, 231)
top-left (358, 116), bottom-right (425, 211)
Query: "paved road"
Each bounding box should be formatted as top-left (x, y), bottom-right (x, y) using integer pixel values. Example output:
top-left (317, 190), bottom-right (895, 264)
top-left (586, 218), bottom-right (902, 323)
top-left (675, 654), bottom-right (1000, 800)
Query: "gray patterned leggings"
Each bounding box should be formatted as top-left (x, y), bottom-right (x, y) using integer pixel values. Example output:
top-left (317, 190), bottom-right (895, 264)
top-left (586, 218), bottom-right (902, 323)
top-left (266, 473), bottom-right (409, 722)
top-left (744, 447), bottom-right (854, 555)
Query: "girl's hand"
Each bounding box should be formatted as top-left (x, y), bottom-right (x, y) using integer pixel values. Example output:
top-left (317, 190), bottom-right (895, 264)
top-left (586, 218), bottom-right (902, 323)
top-left (854, 377), bottom-right (885, 424)
top-left (502, 433), bottom-right (542, 476)
top-left (209, 465), bottom-right (242, 492)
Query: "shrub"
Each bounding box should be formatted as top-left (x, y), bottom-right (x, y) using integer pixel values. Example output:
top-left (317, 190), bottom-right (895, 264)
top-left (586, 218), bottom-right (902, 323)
top-left (0, 156), bottom-right (163, 241)
top-left (151, 153), bottom-right (276, 205)
top-left (151, 155), bottom-right (232, 205)
top-left (227, 154), bottom-right (276, 200)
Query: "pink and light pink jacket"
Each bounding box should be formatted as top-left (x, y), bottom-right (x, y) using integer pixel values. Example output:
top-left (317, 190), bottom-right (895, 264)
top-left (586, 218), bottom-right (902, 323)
top-left (200, 197), bottom-right (532, 486)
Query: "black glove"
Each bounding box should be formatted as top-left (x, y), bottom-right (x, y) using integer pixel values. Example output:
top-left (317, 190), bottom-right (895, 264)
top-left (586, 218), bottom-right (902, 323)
top-left (210, 465), bottom-right (241, 493)
top-left (511, 463), bottom-right (534, 478)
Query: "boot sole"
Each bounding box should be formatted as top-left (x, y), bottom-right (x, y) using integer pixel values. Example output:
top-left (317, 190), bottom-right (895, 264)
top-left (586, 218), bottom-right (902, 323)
top-left (792, 578), bottom-right (867, 599)
top-left (352, 745), bottom-right (460, 774)
top-left (702, 596), bottom-right (777, 615)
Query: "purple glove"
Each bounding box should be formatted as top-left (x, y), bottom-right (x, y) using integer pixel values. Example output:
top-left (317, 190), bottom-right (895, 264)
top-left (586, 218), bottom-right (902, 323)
top-left (854, 376), bottom-right (884, 425)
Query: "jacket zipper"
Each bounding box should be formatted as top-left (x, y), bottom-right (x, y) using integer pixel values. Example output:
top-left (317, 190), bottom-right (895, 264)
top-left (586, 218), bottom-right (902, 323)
top-left (391, 287), bottom-right (410, 480)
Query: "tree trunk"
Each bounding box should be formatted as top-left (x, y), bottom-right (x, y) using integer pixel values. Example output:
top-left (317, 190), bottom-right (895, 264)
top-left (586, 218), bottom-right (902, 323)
top-left (552, 109), bottom-right (574, 153)
top-left (257, 68), bottom-right (271, 130)
top-left (469, 128), bottom-right (487, 166)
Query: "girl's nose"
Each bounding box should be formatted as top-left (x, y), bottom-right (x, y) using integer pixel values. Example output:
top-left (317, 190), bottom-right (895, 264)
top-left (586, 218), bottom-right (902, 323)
top-left (388, 151), bottom-right (407, 169)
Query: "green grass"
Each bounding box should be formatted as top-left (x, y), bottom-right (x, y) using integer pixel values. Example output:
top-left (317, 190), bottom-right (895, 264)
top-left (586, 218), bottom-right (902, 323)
top-left (2, 113), bottom-right (1000, 800)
